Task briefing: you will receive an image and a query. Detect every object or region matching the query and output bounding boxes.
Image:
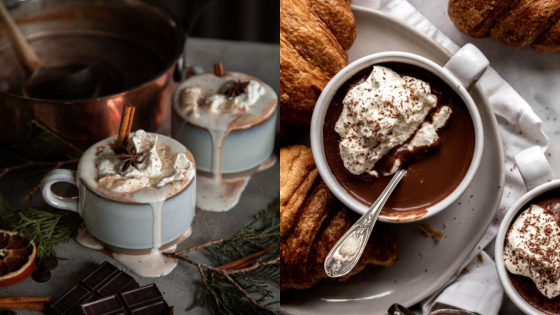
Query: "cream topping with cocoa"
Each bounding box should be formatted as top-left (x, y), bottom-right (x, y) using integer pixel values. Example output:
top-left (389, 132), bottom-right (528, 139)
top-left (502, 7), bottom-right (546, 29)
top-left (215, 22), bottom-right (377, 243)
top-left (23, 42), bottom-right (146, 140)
top-left (94, 130), bottom-right (194, 194)
top-left (79, 131), bottom-right (195, 202)
top-left (179, 79), bottom-right (265, 114)
top-left (174, 72), bottom-right (277, 130)
top-left (382, 106), bottom-right (452, 176)
top-left (335, 66), bottom-right (452, 177)
top-left (505, 204), bottom-right (560, 299)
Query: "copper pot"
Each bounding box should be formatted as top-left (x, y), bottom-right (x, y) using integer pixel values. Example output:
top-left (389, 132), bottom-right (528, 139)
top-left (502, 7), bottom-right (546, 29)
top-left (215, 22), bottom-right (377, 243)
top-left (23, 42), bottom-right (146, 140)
top-left (0, 0), bottom-right (186, 150)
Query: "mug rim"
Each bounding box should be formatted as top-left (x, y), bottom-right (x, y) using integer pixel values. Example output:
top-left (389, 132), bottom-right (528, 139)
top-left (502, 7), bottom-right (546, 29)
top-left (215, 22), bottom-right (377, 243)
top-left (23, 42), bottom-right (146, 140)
top-left (171, 106), bottom-right (278, 132)
top-left (310, 51), bottom-right (484, 223)
top-left (79, 176), bottom-right (195, 206)
top-left (77, 132), bottom-right (196, 205)
top-left (495, 179), bottom-right (560, 315)
top-left (171, 71), bottom-right (279, 131)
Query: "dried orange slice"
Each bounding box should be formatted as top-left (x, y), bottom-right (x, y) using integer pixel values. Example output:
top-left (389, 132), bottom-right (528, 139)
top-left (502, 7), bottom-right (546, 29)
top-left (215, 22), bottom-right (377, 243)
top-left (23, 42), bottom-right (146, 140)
top-left (0, 230), bottom-right (36, 287)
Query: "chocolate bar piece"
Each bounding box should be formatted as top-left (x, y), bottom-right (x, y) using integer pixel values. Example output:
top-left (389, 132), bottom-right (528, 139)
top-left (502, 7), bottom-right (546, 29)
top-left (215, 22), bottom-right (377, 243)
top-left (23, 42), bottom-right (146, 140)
top-left (80, 296), bottom-right (127, 315)
top-left (81, 284), bottom-right (171, 315)
top-left (49, 262), bottom-right (139, 315)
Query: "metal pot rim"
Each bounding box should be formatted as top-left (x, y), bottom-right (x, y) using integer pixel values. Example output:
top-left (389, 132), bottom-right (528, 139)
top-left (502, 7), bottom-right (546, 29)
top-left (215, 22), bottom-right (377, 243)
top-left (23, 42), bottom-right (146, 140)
top-left (0, 0), bottom-right (185, 104)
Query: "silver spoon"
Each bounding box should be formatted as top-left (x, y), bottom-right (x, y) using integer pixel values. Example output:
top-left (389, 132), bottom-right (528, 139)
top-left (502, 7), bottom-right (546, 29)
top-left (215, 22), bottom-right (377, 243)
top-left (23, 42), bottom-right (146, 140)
top-left (388, 304), bottom-right (479, 315)
top-left (324, 168), bottom-right (407, 278)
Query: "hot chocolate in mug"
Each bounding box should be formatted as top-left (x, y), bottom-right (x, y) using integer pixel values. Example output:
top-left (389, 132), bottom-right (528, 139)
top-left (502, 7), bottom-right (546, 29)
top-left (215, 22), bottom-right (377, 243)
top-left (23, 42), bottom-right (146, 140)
top-left (41, 133), bottom-right (196, 253)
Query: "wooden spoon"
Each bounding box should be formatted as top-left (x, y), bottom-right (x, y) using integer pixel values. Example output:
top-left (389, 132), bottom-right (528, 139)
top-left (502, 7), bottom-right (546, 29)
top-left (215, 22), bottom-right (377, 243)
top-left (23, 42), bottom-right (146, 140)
top-left (0, 1), bottom-right (98, 100)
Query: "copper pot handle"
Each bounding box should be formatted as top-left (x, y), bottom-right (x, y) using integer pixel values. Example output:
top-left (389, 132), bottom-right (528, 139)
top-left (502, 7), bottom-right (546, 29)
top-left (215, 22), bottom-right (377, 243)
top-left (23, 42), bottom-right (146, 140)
top-left (173, 48), bottom-right (186, 82)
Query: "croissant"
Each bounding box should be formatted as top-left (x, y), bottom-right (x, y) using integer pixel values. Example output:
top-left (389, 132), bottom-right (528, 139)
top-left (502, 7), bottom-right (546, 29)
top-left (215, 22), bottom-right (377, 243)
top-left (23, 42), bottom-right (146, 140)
top-left (280, 0), bottom-right (356, 135)
top-left (280, 145), bottom-right (398, 291)
top-left (448, 0), bottom-right (560, 52)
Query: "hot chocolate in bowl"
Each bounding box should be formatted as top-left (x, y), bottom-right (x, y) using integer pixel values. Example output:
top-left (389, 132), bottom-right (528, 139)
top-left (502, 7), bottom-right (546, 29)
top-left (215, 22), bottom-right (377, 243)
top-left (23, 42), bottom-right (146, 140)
top-left (496, 146), bottom-right (560, 315)
top-left (506, 193), bottom-right (560, 315)
top-left (310, 45), bottom-right (488, 223)
top-left (0, 0), bottom-right (185, 150)
top-left (322, 62), bottom-right (476, 220)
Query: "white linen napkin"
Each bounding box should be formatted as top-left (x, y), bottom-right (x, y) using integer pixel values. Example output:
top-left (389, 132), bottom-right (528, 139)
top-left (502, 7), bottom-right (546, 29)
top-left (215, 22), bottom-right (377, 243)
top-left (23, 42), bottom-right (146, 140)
top-left (352, 0), bottom-right (549, 314)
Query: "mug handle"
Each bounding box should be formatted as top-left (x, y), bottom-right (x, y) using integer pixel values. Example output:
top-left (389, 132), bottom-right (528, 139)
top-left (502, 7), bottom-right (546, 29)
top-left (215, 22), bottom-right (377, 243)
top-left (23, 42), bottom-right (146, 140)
top-left (514, 146), bottom-right (555, 191)
top-left (41, 169), bottom-right (79, 212)
top-left (443, 43), bottom-right (489, 91)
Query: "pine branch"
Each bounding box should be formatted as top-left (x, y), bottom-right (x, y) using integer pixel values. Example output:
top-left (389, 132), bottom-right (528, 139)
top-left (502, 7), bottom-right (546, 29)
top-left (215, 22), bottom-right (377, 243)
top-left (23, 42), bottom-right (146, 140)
top-left (10, 207), bottom-right (82, 261)
top-left (166, 253), bottom-right (277, 314)
top-left (224, 257), bottom-right (279, 275)
top-left (205, 201), bottom-right (279, 264)
top-left (0, 194), bottom-right (13, 230)
top-left (1, 122), bottom-right (79, 166)
top-left (0, 159), bottom-right (79, 180)
top-left (217, 246), bottom-right (278, 270)
top-left (0, 194), bottom-right (82, 262)
top-left (175, 238), bottom-right (226, 255)
top-left (169, 200), bottom-right (280, 314)
top-left (29, 120), bottom-right (84, 155)
top-left (0, 120), bottom-right (80, 206)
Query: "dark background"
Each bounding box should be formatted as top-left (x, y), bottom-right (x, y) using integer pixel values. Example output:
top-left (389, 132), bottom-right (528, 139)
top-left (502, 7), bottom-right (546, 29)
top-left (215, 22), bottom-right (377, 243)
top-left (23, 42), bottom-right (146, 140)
top-left (157, 0), bottom-right (279, 44)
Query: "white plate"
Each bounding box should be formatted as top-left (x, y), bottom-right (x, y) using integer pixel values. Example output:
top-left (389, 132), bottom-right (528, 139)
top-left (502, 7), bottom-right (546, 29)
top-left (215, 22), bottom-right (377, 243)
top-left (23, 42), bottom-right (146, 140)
top-left (280, 6), bottom-right (505, 315)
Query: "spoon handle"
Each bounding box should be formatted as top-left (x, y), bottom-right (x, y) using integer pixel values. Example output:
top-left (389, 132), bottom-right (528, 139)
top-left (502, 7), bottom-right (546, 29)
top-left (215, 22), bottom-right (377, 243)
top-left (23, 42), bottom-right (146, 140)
top-left (0, 1), bottom-right (43, 74)
top-left (324, 169), bottom-right (407, 278)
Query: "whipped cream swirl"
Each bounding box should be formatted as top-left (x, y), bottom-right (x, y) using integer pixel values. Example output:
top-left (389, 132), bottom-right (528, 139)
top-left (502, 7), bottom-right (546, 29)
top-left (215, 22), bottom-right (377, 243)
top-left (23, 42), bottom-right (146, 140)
top-left (335, 66), bottom-right (451, 176)
top-left (179, 79), bottom-right (265, 115)
top-left (95, 130), bottom-right (194, 193)
top-left (505, 204), bottom-right (560, 299)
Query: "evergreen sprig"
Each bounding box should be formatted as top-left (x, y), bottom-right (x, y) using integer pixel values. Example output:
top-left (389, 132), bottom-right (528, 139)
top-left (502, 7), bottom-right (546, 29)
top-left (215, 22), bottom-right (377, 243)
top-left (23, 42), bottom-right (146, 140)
top-left (205, 200), bottom-right (279, 265)
top-left (0, 120), bottom-right (83, 261)
top-left (8, 206), bottom-right (82, 261)
top-left (0, 194), bottom-right (12, 230)
top-left (172, 200), bottom-right (280, 315)
top-left (0, 120), bottom-right (80, 168)
top-left (0, 195), bottom-right (82, 261)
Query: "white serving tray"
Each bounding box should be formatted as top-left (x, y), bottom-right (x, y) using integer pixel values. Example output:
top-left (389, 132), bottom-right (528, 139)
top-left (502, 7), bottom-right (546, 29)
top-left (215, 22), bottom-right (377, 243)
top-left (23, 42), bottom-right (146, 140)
top-left (280, 6), bottom-right (505, 315)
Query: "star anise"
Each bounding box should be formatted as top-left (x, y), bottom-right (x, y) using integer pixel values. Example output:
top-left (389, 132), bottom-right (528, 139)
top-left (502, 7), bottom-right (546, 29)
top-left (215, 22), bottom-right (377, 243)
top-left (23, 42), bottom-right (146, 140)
top-left (115, 146), bottom-right (143, 172)
top-left (223, 80), bottom-right (250, 98)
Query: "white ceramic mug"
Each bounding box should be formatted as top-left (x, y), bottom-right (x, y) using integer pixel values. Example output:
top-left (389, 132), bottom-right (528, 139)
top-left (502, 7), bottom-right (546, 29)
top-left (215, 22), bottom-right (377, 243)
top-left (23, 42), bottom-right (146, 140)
top-left (310, 44), bottom-right (488, 222)
top-left (41, 134), bottom-right (197, 252)
top-left (171, 73), bottom-right (278, 174)
top-left (171, 110), bottom-right (277, 173)
top-left (496, 146), bottom-right (557, 315)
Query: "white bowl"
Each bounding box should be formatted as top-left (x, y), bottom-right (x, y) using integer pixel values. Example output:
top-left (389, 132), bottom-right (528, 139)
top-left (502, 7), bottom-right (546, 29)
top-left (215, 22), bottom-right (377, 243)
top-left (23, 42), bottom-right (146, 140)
top-left (310, 44), bottom-right (488, 223)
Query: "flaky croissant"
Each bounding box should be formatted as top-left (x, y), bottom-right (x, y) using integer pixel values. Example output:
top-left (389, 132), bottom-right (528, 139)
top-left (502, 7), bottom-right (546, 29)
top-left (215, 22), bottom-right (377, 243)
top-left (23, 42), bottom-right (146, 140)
top-left (280, 145), bottom-right (398, 291)
top-left (280, 0), bottom-right (356, 135)
top-left (448, 0), bottom-right (560, 52)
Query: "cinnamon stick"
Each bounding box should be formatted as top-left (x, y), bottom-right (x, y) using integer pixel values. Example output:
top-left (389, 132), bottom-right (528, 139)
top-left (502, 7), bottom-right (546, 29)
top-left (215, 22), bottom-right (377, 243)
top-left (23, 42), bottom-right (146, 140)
top-left (214, 62), bottom-right (224, 77)
top-left (0, 301), bottom-right (47, 311)
top-left (217, 246), bottom-right (278, 270)
top-left (0, 297), bottom-right (51, 304)
top-left (124, 106), bottom-right (136, 145)
top-left (115, 104), bottom-right (134, 150)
